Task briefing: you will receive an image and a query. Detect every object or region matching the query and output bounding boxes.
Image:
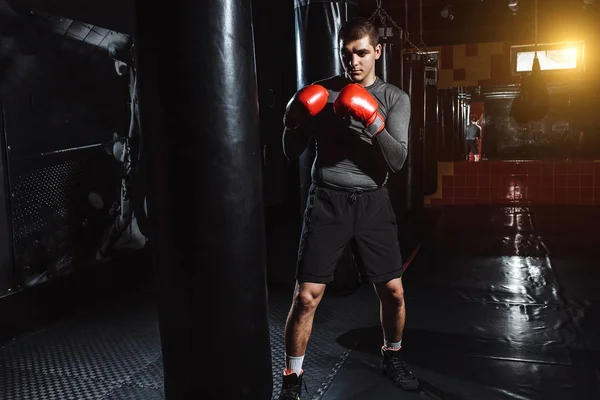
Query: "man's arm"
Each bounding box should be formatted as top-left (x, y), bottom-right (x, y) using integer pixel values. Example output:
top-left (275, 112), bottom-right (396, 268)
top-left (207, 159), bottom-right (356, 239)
top-left (282, 122), bottom-right (315, 160)
top-left (333, 84), bottom-right (410, 173)
top-left (373, 92), bottom-right (410, 173)
top-left (281, 84), bottom-right (328, 159)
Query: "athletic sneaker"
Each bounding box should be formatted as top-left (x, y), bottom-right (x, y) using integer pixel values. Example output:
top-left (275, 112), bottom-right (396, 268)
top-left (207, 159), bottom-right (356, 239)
top-left (381, 347), bottom-right (420, 391)
top-left (277, 372), bottom-right (305, 400)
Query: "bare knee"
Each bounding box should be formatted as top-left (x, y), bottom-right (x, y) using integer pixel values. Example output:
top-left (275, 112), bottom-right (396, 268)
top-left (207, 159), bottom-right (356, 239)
top-left (376, 278), bottom-right (405, 307)
top-left (293, 283), bottom-right (326, 315)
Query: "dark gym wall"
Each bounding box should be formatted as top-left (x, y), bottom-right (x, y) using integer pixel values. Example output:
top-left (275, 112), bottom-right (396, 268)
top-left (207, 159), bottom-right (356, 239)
top-left (0, 9), bottom-right (129, 291)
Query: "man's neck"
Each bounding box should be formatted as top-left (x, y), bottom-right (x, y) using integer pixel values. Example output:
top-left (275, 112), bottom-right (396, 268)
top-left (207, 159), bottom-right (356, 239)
top-left (346, 73), bottom-right (377, 87)
top-left (360, 74), bottom-right (377, 87)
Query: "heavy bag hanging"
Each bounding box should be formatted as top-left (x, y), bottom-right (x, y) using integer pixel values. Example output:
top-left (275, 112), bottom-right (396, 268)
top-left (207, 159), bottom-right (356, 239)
top-left (134, 0), bottom-right (273, 398)
top-left (510, 54), bottom-right (549, 123)
top-left (510, 74), bottom-right (531, 124)
top-left (527, 55), bottom-right (550, 120)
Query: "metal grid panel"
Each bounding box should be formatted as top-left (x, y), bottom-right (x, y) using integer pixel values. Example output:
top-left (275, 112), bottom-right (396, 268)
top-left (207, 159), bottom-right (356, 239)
top-left (8, 147), bottom-right (118, 286)
top-left (11, 159), bottom-right (83, 244)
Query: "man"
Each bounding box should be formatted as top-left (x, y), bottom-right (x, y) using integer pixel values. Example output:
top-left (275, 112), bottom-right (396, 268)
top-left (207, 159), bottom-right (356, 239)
top-left (278, 17), bottom-right (418, 400)
top-left (465, 117), bottom-right (481, 161)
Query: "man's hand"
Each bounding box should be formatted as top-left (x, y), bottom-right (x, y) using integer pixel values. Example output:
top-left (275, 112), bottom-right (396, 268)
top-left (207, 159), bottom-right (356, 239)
top-left (284, 84), bottom-right (329, 129)
top-left (333, 83), bottom-right (385, 137)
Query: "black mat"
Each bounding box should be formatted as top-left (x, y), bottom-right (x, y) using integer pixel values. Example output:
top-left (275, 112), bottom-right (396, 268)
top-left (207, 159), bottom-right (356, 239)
top-left (321, 206), bottom-right (600, 400)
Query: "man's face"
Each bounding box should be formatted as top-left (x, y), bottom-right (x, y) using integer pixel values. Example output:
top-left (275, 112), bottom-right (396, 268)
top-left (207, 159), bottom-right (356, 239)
top-left (340, 35), bottom-right (381, 85)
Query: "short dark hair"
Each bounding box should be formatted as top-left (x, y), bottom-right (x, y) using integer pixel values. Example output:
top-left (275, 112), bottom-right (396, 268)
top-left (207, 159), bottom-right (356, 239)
top-left (338, 17), bottom-right (379, 48)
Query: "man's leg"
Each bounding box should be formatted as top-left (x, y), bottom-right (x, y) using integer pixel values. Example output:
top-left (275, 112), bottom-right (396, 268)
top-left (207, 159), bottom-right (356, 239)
top-left (285, 185), bottom-right (353, 371)
top-left (278, 185), bottom-right (353, 399)
top-left (463, 139), bottom-right (471, 161)
top-left (277, 280), bottom-right (328, 400)
top-left (351, 188), bottom-right (419, 391)
top-left (374, 277), bottom-right (405, 348)
top-left (373, 278), bottom-right (419, 391)
top-left (284, 281), bottom-right (327, 374)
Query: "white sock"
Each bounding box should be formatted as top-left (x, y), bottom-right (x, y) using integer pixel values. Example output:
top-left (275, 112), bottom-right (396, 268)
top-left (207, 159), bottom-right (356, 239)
top-left (285, 354), bottom-right (304, 376)
top-left (384, 339), bottom-right (402, 351)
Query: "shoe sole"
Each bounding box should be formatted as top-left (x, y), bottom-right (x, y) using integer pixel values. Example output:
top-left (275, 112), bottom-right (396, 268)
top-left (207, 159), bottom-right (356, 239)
top-left (382, 367), bottom-right (420, 392)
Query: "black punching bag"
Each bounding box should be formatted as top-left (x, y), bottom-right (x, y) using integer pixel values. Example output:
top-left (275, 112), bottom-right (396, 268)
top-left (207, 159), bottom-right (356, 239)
top-left (423, 61), bottom-right (438, 196)
top-left (375, 29), bottom-right (392, 83)
top-left (402, 54), bottom-right (425, 213)
top-left (294, 0), bottom-right (359, 294)
top-left (253, 0), bottom-right (294, 206)
top-left (375, 26), bottom-right (404, 87)
top-left (510, 54), bottom-right (549, 123)
top-left (376, 27), bottom-right (406, 218)
top-left (294, 0), bottom-right (357, 213)
top-left (438, 89), bottom-right (454, 161)
top-left (134, 1), bottom-right (272, 399)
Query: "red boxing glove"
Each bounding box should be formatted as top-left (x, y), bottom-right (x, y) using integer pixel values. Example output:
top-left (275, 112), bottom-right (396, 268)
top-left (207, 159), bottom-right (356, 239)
top-left (284, 84), bottom-right (329, 129)
top-left (333, 83), bottom-right (385, 137)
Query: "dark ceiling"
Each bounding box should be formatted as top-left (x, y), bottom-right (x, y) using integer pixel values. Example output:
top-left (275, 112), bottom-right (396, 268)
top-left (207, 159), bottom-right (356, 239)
top-left (356, 0), bottom-right (600, 47)
top-left (8, 0), bottom-right (600, 47)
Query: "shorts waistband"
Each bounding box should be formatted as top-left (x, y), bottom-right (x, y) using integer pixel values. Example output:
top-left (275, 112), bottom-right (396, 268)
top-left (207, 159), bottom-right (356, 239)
top-left (313, 182), bottom-right (385, 193)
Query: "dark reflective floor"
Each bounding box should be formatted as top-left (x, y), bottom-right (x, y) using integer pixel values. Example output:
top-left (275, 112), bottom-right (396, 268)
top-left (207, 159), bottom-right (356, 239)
top-left (0, 205), bottom-right (599, 399)
top-left (325, 206), bottom-right (600, 400)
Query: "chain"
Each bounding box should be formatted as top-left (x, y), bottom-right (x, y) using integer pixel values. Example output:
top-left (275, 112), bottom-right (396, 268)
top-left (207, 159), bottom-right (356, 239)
top-left (368, 3), bottom-right (427, 54)
top-left (534, 0), bottom-right (538, 45)
top-left (419, 0), bottom-right (423, 44)
top-left (369, 4), bottom-right (387, 28)
top-left (405, 0), bottom-right (408, 40)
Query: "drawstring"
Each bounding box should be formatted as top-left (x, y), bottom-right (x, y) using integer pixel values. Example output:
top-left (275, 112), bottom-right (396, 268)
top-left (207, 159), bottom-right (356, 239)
top-left (348, 190), bottom-right (363, 204)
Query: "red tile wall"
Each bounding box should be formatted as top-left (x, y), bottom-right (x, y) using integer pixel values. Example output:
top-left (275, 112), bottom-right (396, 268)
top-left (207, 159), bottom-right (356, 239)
top-left (431, 161), bottom-right (600, 206)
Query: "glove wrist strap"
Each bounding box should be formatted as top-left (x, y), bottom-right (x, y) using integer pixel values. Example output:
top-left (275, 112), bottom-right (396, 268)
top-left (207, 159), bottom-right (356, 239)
top-left (364, 113), bottom-right (385, 137)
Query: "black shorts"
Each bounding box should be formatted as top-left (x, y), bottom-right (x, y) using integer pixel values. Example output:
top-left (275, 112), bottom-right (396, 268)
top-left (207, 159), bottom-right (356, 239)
top-left (465, 139), bottom-right (479, 155)
top-left (296, 183), bottom-right (403, 284)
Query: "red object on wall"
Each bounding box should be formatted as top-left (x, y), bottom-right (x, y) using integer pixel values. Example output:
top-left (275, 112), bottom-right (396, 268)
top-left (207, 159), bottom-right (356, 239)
top-left (470, 102), bottom-right (484, 122)
top-left (431, 160), bottom-right (600, 206)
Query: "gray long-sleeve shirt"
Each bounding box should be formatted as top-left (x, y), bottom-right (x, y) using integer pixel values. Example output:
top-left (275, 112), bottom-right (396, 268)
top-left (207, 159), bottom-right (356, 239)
top-left (466, 123), bottom-right (481, 140)
top-left (282, 74), bottom-right (410, 190)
